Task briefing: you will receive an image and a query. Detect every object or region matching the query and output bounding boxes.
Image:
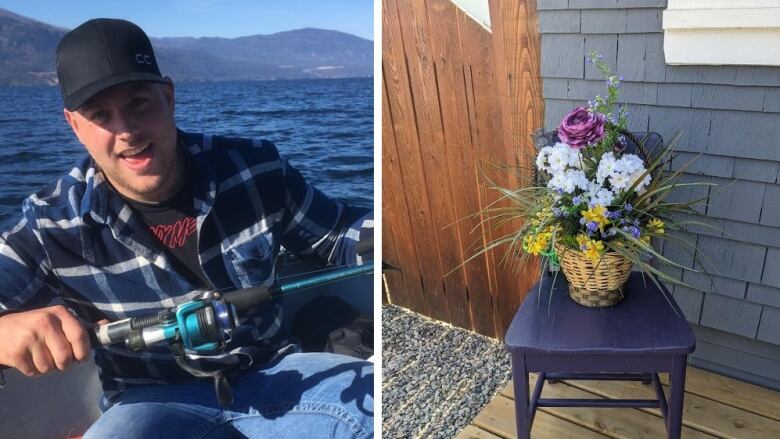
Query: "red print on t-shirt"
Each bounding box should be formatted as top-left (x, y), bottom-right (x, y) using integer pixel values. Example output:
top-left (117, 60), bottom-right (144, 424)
top-left (149, 217), bottom-right (197, 248)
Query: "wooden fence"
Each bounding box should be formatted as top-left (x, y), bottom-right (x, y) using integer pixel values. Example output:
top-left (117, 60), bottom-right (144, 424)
top-left (382, 0), bottom-right (545, 338)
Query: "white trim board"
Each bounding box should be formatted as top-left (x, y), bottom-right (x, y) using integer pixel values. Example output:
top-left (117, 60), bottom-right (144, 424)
top-left (663, 0), bottom-right (780, 66)
top-left (450, 0), bottom-right (491, 31)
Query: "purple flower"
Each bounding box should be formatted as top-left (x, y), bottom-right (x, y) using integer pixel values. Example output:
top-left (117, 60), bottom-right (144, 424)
top-left (586, 221), bottom-right (598, 232)
top-left (623, 226), bottom-right (641, 239)
top-left (624, 203), bottom-right (633, 212)
top-left (572, 195), bottom-right (582, 205)
top-left (558, 106), bottom-right (607, 149)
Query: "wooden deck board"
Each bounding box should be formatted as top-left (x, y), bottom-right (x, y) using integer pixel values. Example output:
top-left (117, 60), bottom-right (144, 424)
top-left (462, 367), bottom-right (780, 438)
top-left (456, 425), bottom-right (504, 439)
top-left (471, 394), bottom-right (610, 439)
top-left (657, 367), bottom-right (780, 422)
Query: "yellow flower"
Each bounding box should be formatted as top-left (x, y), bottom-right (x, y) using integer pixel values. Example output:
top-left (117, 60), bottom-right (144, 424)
top-left (583, 239), bottom-right (605, 262)
top-left (576, 234), bottom-right (590, 248)
top-left (648, 218), bottom-right (665, 235)
top-left (524, 232), bottom-right (552, 255)
top-left (575, 234), bottom-right (605, 262)
top-left (581, 205), bottom-right (609, 230)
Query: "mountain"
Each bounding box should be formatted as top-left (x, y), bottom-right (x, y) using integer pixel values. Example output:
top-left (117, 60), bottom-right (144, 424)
top-left (0, 8), bottom-right (373, 86)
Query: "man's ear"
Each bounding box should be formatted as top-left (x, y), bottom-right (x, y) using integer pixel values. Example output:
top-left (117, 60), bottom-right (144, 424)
top-left (62, 108), bottom-right (85, 145)
top-left (161, 77), bottom-right (175, 114)
top-left (63, 109), bottom-right (81, 140)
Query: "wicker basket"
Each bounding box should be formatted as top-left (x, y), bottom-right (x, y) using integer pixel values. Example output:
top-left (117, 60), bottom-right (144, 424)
top-left (555, 243), bottom-right (633, 307)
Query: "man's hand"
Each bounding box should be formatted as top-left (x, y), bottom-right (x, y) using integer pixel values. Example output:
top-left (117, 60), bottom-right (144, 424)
top-left (0, 305), bottom-right (91, 377)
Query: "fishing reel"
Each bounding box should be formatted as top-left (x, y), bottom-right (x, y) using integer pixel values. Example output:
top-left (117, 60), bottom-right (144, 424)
top-left (123, 291), bottom-right (239, 353)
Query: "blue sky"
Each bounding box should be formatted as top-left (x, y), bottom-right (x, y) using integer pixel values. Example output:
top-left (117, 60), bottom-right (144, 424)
top-left (0, 0), bottom-right (373, 40)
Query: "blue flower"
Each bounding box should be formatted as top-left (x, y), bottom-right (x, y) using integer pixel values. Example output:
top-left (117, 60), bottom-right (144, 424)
top-left (623, 226), bottom-right (641, 239)
top-left (579, 217), bottom-right (587, 225)
top-left (624, 203), bottom-right (633, 212)
top-left (572, 195), bottom-right (582, 205)
top-left (586, 221), bottom-right (598, 232)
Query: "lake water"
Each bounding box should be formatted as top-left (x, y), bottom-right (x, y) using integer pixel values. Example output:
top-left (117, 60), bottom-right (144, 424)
top-left (0, 78), bottom-right (373, 229)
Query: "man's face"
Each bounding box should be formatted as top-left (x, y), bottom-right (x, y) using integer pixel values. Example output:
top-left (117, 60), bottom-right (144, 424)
top-left (64, 81), bottom-right (181, 203)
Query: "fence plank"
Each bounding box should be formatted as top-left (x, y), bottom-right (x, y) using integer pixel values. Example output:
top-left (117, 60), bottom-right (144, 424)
top-left (381, 77), bottom-right (425, 310)
top-left (382, 0), bottom-right (450, 321)
top-left (394, 0), bottom-right (473, 330)
top-left (488, 0), bottom-right (545, 336)
top-left (425, 0), bottom-right (499, 337)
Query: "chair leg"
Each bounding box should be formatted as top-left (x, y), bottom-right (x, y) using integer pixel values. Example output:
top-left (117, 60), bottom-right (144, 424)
top-left (511, 352), bottom-right (531, 439)
top-left (667, 355), bottom-right (687, 439)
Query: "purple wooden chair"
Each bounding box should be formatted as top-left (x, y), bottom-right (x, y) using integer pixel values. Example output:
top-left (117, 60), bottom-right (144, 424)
top-left (504, 273), bottom-right (695, 439)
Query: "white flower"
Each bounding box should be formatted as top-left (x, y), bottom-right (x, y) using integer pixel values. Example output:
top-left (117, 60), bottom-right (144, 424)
top-left (609, 172), bottom-right (630, 191)
top-left (615, 154), bottom-right (645, 175)
top-left (631, 172), bottom-right (652, 194)
top-left (547, 147), bottom-right (570, 174)
top-left (537, 142), bottom-right (584, 178)
top-left (536, 146), bottom-right (553, 173)
top-left (588, 185), bottom-right (615, 207)
top-left (567, 169), bottom-right (590, 192)
top-left (596, 152), bottom-right (617, 185)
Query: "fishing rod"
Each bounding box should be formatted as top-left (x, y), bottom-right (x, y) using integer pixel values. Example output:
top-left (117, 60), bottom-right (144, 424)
top-left (94, 263), bottom-right (373, 352)
top-left (1, 261), bottom-right (374, 406)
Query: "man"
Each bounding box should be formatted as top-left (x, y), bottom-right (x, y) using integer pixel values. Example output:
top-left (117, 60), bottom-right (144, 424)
top-left (0, 18), bottom-right (373, 438)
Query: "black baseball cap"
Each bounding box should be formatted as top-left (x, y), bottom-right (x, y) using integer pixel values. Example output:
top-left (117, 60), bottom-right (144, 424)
top-left (56, 18), bottom-right (168, 111)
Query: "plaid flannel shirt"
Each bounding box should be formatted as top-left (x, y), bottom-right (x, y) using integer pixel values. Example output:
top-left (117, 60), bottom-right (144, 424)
top-left (0, 130), bottom-right (371, 399)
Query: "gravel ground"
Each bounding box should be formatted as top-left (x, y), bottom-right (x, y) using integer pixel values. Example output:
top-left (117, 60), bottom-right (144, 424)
top-left (382, 305), bottom-right (512, 439)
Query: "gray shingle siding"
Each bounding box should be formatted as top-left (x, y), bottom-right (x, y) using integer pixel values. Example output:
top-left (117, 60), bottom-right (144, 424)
top-left (539, 0), bottom-right (571, 10)
top-left (541, 35), bottom-right (585, 78)
top-left (757, 307), bottom-right (780, 345)
top-left (539, 10), bottom-right (581, 33)
top-left (582, 10), bottom-right (627, 34)
top-left (672, 286), bottom-right (703, 323)
top-left (747, 283), bottom-right (780, 308)
top-left (733, 158), bottom-right (778, 183)
top-left (537, 0), bottom-right (780, 389)
top-left (700, 294), bottom-right (762, 338)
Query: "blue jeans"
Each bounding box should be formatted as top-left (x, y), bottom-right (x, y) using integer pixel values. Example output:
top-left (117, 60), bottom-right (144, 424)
top-left (83, 353), bottom-right (373, 439)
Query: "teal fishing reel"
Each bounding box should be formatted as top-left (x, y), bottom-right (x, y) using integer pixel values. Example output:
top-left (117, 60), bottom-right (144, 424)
top-left (122, 290), bottom-right (241, 354)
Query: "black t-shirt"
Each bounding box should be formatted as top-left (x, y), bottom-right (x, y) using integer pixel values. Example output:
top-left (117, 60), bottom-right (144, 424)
top-left (123, 172), bottom-right (211, 289)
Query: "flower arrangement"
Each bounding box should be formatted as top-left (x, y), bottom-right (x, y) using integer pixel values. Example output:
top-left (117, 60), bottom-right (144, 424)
top-left (470, 52), bottom-right (714, 298)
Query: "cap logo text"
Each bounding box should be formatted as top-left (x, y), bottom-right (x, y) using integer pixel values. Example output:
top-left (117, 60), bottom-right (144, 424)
top-left (135, 54), bottom-right (152, 65)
